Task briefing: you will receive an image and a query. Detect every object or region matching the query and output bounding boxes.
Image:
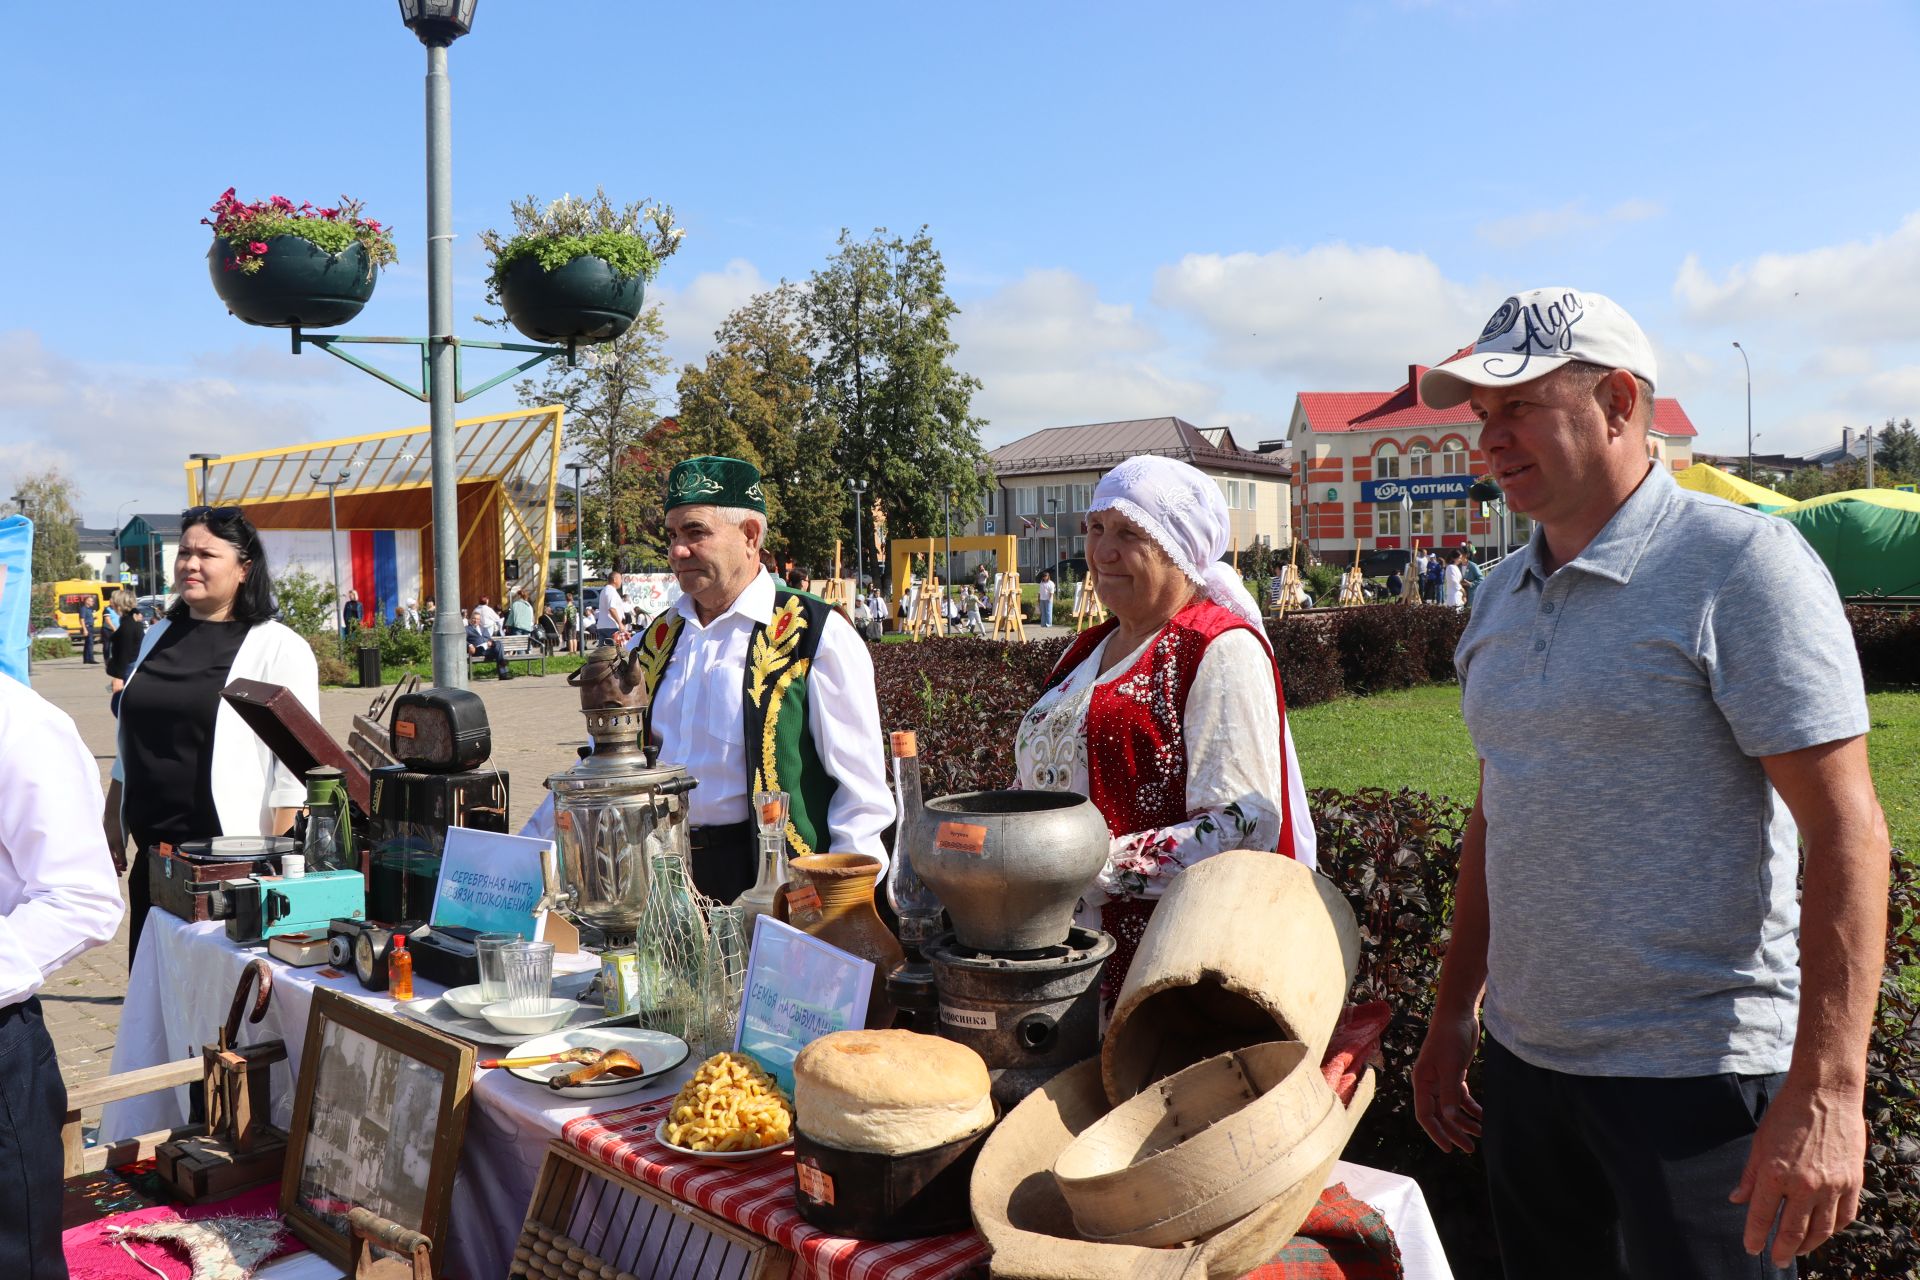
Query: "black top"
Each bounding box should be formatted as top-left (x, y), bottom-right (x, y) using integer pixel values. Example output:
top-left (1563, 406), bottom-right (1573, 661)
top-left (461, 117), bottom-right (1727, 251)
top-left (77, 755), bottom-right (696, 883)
top-left (119, 618), bottom-right (252, 850)
top-left (106, 614), bottom-right (146, 679)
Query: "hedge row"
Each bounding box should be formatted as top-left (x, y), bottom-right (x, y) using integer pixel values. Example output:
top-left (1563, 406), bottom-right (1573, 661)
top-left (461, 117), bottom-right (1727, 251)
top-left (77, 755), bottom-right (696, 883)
top-left (868, 619), bottom-right (1917, 1280)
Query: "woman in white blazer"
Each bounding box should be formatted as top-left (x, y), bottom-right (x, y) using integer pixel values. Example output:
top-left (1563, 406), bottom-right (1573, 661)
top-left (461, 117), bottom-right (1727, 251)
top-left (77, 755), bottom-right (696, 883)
top-left (102, 506), bottom-right (319, 963)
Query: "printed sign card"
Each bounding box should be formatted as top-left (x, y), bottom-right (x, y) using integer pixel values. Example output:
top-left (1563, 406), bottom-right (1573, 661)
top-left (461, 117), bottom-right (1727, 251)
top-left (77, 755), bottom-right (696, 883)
top-left (733, 916), bottom-right (873, 1093)
top-left (430, 827), bottom-right (569, 947)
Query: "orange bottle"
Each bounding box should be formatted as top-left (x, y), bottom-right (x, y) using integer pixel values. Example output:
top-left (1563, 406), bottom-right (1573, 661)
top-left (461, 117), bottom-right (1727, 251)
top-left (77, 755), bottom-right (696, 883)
top-left (389, 933), bottom-right (414, 1001)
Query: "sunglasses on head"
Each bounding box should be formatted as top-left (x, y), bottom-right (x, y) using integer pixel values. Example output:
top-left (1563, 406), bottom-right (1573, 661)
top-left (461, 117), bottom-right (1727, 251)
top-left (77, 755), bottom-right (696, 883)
top-left (181, 505), bottom-right (244, 528)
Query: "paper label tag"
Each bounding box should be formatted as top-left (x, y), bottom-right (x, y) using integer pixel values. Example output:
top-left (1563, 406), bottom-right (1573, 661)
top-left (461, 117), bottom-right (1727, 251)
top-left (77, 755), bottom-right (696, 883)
top-left (394, 720), bottom-right (417, 739)
top-left (785, 883), bottom-right (822, 914)
top-left (796, 1158), bottom-right (836, 1205)
top-left (935, 821), bottom-right (988, 857)
top-left (940, 1004), bottom-right (996, 1031)
top-left (759, 799), bottom-right (784, 826)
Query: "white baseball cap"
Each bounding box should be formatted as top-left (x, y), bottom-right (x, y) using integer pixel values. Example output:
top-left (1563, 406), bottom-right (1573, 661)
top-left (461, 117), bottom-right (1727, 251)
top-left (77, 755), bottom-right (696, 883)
top-left (1419, 287), bottom-right (1657, 409)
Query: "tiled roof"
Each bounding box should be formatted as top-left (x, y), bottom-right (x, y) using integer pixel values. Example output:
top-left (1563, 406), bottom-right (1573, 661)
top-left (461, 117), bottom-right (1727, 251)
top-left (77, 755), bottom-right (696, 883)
top-left (988, 417), bottom-right (1292, 476)
top-left (1298, 366), bottom-right (1698, 439)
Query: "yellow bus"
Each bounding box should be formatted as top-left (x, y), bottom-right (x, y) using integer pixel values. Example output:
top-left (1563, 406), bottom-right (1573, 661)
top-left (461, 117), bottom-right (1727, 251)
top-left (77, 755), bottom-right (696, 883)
top-left (52, 579), bottom-right (115, 641)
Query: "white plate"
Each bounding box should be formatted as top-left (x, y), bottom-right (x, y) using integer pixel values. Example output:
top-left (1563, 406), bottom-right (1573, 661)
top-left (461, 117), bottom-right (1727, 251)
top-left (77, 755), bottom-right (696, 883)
top-left (653, 1117), bottom-right (793, 1163)
top-left (396, 996), bottom-right (618, 1046)
top-left (507, 1028), bottom-right (690, 1099)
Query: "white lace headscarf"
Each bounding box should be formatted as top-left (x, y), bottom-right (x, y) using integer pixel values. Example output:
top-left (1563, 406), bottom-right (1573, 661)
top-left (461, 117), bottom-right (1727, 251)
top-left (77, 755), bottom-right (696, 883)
top-left (1089, 456), bottom-right (1269, 645)
top-left (1088, 454), bottom-right (1317, 867)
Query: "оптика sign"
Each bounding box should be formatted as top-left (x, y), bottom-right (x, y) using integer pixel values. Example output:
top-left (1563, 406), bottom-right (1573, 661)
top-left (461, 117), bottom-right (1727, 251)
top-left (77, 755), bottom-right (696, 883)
top-left (1358, 476), bottom-right (1477, 503)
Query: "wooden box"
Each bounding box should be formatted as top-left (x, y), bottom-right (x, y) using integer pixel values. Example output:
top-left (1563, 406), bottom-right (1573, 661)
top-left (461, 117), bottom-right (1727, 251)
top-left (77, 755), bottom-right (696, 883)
top-left (147, 844), bottom-right (281, 924)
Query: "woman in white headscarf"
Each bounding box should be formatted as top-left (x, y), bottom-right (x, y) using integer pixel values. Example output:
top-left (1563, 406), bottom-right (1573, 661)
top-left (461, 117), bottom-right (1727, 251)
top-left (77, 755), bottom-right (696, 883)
top-left (1015, 456), bottom-right (1314, 998)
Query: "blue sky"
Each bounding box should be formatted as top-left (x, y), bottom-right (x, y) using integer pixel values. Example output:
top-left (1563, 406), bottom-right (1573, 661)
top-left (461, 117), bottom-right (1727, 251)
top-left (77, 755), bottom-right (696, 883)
top-left (5, 0), bottom-right (1919, 524)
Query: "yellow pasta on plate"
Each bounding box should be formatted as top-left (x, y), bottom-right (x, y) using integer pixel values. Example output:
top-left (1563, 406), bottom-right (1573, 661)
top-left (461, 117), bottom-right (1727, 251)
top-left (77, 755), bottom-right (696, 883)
top-left (661, 1052), bottom-right (793, 1154)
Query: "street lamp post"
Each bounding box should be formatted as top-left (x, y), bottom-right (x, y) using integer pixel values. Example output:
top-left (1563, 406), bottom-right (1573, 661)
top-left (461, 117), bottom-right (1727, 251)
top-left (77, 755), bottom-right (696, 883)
top-left (848, 479), bottom-right (869, 598)
top-left (312, 465), bottom-right (354, 641)
top-left (188, 453), bottom-right (223, 505)
top-left (565, 461), bottom-right (588, 649)
top-left (1047, 497), bottom-right (1060, 583)
top-left (1732, 341), bottom-right (1752, 482)
top-left (942, 485), bottom-right (953, 605)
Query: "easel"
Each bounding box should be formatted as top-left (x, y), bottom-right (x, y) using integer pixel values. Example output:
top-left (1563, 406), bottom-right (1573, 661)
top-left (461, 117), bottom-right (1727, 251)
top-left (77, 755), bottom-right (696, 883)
top-left (1072, 573), bottom-right (1106, 631)
top-left (1337, 545), bottom-right (1366, 607)
top-left (1401, 546), bottom-right (1422, 605)
top-left (817, 540), bottom-right (853, 612)
top-left (908, 557), bottom-right (947, 640)
top-left (1273, 542), bottom-right (1309, 617)
top-left (991, 569), bottom-right (1025, 640)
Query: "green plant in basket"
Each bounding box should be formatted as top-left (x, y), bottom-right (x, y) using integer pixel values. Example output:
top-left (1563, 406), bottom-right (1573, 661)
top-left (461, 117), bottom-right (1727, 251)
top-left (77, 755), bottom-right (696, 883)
top-left (479, 187), bottom-right (684, 309)
top-left (203, 189), bottom-right (397, 278)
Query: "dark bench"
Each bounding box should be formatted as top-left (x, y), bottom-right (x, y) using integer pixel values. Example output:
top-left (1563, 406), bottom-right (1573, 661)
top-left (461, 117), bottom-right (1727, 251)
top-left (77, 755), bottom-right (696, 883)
top-left (469, 631), bottom-right (548, 678)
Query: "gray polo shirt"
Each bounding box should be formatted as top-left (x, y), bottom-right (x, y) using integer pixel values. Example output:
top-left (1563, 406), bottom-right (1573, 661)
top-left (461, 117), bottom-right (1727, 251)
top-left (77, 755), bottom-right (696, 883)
top-left (1456, 464), bottom-right (1868, 1078)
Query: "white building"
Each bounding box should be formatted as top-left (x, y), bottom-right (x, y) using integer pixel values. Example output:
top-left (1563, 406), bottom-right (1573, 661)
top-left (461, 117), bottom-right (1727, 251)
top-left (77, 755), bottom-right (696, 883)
top-left (959, 418), bottom-right (1294, 576)
top-left (1286, 364), bottom-right (1698, 566)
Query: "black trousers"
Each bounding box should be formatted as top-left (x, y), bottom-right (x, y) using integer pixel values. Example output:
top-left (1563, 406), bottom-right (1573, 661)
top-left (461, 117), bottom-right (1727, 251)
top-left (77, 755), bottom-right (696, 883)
top-left (689, 827), bottom-right (757, 905)
top-left (0, 999), bottom-right (68, 1278)
top-left (1482, 1034), bottom-right (1794, 1280)
top-left (127, 845), bottom-right (153, 970)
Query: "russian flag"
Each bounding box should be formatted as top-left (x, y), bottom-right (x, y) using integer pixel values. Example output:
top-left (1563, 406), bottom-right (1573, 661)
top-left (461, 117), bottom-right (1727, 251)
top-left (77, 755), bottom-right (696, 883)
top-left (349, 531), bottom-right (400, 626)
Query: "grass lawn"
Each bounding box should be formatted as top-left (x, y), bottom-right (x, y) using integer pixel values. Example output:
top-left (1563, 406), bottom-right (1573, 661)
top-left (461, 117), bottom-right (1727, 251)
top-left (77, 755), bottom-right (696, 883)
top-left (1290, 682), bottom-right (1920, 856)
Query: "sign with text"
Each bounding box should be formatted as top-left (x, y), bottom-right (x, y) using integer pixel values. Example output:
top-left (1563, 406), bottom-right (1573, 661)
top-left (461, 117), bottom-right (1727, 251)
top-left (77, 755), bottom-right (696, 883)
top-left (1359, 476), bottom-right (1476, 504)
top-left (734, 916), bottom-right (873, 1094)
top-left (431, 827), bottom-right (554, 940)
top-left (621, 572), bottom-right (683, 620)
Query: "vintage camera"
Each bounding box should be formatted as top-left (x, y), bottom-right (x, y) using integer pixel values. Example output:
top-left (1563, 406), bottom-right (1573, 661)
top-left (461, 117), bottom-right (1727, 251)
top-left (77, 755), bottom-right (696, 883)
top-left (327, 917), bottom-right (423, 992)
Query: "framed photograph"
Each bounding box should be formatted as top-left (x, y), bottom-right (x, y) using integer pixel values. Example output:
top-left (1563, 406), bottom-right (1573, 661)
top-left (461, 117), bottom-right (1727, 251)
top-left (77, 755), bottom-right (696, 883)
top-left (282, 988), bottom-right (474, 1276)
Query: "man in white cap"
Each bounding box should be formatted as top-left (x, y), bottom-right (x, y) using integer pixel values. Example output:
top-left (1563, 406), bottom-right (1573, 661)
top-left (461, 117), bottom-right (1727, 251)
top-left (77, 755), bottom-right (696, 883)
top-left (1410, 288), bottom-right (1889, 1276)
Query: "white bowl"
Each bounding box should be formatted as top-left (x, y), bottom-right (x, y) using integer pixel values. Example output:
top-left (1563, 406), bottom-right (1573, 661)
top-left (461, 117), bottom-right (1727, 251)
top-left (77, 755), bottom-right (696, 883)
top-left (441, 984), bottom-right (492, 1019)
top-left (481, 998), bottom-right (577, 1036)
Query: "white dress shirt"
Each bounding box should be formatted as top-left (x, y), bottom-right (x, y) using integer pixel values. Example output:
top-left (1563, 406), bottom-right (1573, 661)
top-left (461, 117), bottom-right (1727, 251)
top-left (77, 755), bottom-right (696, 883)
top-left (0, 674), bottom-right (125, 1007)
top-left (637, 571), bottom-right (894, 864)
top-left (596, 584), bottom-right (630, 632)
top-left (471, 602), bottom-right (502, 635)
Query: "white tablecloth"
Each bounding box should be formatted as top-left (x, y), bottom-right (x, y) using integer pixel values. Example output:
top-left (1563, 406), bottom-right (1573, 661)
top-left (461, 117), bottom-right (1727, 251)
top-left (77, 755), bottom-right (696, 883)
top-left (104, 912), bottom-right (1453, 1280)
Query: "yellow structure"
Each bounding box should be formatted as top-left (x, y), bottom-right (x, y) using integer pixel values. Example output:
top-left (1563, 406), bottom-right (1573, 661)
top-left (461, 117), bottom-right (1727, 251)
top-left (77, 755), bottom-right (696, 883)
top-left (186, 407), bottom-right (564, 611)
top-left (887, 536), bottom-right (1018, 622)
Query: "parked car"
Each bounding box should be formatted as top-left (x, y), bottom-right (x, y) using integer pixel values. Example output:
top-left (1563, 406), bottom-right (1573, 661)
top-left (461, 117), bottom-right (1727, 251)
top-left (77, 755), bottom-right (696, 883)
top-left (32, 624), bottom-right (70, 644)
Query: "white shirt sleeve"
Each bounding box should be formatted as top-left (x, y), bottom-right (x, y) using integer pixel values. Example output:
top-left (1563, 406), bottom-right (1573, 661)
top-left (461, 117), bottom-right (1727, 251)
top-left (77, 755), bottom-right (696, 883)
top-left (0, 679), bottom-right (125, 1006)
top-left (1097, 629), bottom-right (1288, 900)
top-left (265, 624), bottom-right (322, 812)
top-left (806, 609), bottom-right (896, 869)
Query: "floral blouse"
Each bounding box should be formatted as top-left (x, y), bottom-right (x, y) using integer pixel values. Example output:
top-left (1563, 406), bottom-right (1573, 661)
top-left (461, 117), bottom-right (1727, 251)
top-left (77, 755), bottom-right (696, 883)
top-left (1015, 627), bottom-right (1284, 922)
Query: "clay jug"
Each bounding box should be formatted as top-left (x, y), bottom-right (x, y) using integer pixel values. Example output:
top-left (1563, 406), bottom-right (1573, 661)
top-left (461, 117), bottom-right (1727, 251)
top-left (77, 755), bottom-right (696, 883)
top-left (777, 853), bottom-right (906, 1028)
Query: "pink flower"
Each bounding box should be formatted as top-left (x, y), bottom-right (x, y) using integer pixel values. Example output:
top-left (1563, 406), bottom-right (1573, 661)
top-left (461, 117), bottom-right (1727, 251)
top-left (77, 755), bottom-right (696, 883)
top-left (317, 207), bottom-right (339, 219)
top-left (269, 195), bottom-right (293, 212)
top-left (248, 241), bottom-right (269, 254)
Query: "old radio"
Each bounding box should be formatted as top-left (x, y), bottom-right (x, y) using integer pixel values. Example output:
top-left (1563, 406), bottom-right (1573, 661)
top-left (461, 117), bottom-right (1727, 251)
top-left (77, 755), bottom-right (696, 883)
top-left (148, 837), bottom-right (297, 924)
top-left (389, 688), bottom-right (491, 773)
top-left (366, 765), bottom-right (509, 923)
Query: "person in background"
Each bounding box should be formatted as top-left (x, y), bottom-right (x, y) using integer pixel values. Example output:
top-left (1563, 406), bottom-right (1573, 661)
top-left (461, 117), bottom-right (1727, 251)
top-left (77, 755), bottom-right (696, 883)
top-left (79, 595), bottom-right (98, 665)
top-left (470, 595), bottom-right (502, 636)
top-left (341, 588), bottom-right (362, 634)
top-left (1441, 551), bottom-right (1465, 608)
top-left (1385, 568), bottom-right (1404, 601)
top-left (1460, 551), bottom-right (1484, 605)
top-left (595, 570), bottom-right (629, 646)
top-left (505, 587), bottom-right (535, 637)
top-left (1412, 288), bottom-right (1888, 1275)
top-left (784, 567), bottom-right (807, 590)
top-left (1, 671), bottom-right (126, 1273)
top-left (1036, 570), bottom-right (1056, 626)
top-left (105, 507), bottom-right (318, 965)
top-left (973, 563), bottom-right (990, 594)
top-left (963, 584), bottom-right (986, 635)
top-left (1422, 550), bottom-right (1443, 602)
top-left (464, 610), bottom-right (514, 680)
top-left (1015, 456), bottom-right (1315, 1003)
top-left (105, 588), bottom-right (145, 716)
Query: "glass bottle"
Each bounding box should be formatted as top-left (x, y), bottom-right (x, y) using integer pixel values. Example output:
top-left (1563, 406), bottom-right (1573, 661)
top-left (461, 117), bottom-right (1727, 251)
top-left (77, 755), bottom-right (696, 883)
top-left (732, 791), bottom-right (792, 929)
top-left (635, 852), bottom-right (710, 1043)
top-left (388, 933), bottom-right (414, 1001)
top-left (886, 732), bottom-right (944, 948)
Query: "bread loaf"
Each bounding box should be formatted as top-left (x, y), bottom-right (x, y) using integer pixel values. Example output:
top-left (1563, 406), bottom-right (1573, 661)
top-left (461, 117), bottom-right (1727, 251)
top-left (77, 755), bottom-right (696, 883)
top-left (794, 1030), bottom-right (994, 1154)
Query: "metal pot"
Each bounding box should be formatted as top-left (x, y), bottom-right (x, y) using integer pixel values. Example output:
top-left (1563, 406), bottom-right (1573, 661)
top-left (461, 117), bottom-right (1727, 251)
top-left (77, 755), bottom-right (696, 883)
top-left (912, 790), bottom-right (1108, 953)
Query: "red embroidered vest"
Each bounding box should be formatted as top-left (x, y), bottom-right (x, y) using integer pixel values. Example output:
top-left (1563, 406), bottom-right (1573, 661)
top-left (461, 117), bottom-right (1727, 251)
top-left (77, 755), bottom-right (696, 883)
top-left (1044, 599), bottom-right (1297, 859)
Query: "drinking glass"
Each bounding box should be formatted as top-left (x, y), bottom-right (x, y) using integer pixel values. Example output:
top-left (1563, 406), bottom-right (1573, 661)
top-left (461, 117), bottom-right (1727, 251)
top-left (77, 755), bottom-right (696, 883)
top-left (475, 933), bottom-right (520, 1004)
top-left (502, 941), bottom-right (556, 1015)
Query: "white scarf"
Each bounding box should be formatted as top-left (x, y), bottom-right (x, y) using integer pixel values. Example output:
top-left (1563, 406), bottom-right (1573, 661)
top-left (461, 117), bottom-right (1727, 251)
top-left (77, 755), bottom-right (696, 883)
top-left (1088, 456), bottom-right (1317, 867)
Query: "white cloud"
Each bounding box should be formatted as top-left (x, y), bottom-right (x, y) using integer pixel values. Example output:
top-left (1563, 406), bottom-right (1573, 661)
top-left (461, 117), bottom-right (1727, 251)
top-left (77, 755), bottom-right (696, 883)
top-left (652, 259), bottom-right (772, 371)
top-left (1476, 198), bottom-right (1663, 247)
top-left (1674, 211), bottom-right (1920, 338)
top-left (953, 269), bottom-right (1221, 443)
top-left (1151, 243), bottom-right (1486, 385)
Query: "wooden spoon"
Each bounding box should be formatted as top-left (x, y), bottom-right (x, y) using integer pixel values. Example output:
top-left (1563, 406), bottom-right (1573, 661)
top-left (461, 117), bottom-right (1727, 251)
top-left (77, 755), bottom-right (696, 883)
top-left (478, 1047), bottom-right (606, 1070)
top-left (551, 1049), bottom-right (649, 1088)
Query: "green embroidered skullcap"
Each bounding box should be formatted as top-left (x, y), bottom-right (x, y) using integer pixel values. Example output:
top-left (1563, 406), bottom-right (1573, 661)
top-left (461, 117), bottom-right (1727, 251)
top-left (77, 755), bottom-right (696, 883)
top-left (664, 456), bottom-right (766, 513)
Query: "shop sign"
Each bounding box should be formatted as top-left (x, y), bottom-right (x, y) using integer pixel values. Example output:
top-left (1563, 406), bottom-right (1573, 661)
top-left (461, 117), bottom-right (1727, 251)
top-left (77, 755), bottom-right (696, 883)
top-left (1359, 476), bottom-right (1475, 503)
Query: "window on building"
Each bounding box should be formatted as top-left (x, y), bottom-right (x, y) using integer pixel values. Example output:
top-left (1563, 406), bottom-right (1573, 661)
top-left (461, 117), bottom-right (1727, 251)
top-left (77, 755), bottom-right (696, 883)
top-left (1070, 484), bottom-right (1093, 511)
top-left (1377, 505), bottom-right (1402, 537)
top-left (1442, 499), bottom-right (1469, 535)
top-left (1247, 484), bottom-right (1257, 513)
top-left (1068, 535), bottom-right (1085, 558)
top-left (1375, 445), bottom-right (1401, 479)
top-left (1220, 479), bottom-right (1240, 509)
top-left (1042, 485), bottom-right (1065, 516)
top-left (1015, 487), bottom-right (1036, 516)
top-left (1410, 501), bottom-right (1435, 536)
top-left (1441, 440), bottom-right (1467, 476)
top-left (984, 488), bottom-right (998, 517)
top-left (1408, 446), bottom-right (1433, 478)
top-left (1510, 511), bottom-right (1534, 545)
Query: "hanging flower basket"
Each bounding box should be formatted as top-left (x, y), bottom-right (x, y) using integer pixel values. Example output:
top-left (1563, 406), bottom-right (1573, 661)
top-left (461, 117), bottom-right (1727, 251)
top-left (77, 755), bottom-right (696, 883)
top-left (207, 235), bottom-right (377, 329)
top-left (480, 188), bottom-right (684, 346)
top-left (203, 189), bottom-right (396, 329)
top-left (497, 252), bottom-right (646, 344)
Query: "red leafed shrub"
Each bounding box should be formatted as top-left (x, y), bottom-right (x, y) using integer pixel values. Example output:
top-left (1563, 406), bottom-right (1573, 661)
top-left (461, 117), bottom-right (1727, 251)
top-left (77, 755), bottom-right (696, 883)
top-left (870, 636), bottom-right (1069, 795)
top-left (1846, 605), bottom-right (1920, 687)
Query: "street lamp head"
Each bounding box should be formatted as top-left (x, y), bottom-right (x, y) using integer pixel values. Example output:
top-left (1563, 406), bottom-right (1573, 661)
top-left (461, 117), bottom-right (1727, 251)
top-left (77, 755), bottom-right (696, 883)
top-left (398, 0), bottom-right (477, 46)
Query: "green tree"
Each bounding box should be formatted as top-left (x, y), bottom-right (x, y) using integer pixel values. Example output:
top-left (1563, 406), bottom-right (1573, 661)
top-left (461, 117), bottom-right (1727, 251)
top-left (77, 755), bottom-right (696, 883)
top-left (272, 566), bottom-right (337, 637)
top-left (516, 305), bottom-right (677, 570)
top-left (676, 283), bottom-right (843, 571)
top-left (7, 468), bottom-right (88, 586)
top-left (1871, 417), bottom-right (1920, 480)
top-left (806, 228), bottom-right (991, 555)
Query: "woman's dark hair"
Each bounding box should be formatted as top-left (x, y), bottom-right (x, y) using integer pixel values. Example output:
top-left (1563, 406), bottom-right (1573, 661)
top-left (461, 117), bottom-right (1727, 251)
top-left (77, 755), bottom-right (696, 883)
top-left (167, 506), bottom-right (279, 626)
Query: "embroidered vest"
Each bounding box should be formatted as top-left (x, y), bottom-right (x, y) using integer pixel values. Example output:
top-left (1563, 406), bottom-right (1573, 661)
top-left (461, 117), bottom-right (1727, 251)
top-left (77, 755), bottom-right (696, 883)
top-left (1043, 599), bottom-right (1297, 859)
top-left (635, 589), bottom-right (839, 858)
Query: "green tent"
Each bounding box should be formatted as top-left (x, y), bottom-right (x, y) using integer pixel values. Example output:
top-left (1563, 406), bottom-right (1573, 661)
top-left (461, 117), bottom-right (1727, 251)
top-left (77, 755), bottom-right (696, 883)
top-left (1777, 488), bottom-right (1920, 597)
